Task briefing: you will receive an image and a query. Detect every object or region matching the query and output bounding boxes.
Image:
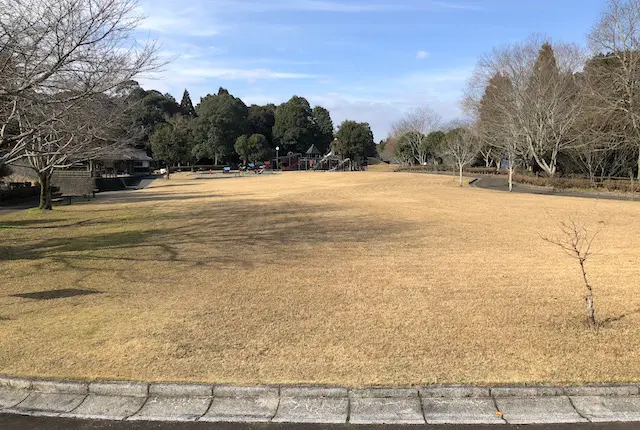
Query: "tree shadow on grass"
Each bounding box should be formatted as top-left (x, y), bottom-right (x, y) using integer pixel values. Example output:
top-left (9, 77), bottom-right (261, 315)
top-left (599, 308), bottom-right (640, 328)
top-left (0, 197), bottom-right (409, 271)
top-left (0, 219), bottom-right (67, 229)
top-left (94, 192), bottom-right (253, 205)
top-left (146, 183), bottom-right (201, 189)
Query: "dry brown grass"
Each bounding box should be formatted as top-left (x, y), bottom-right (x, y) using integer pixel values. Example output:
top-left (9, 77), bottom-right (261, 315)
top-left (1, 171), bottom-right (640, 387)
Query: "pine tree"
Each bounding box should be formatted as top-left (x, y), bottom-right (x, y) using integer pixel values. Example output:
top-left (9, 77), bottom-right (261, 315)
top-left (180, 89), bottom-right (197, 117)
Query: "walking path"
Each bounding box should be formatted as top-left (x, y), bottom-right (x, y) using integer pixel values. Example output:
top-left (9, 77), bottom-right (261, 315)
top-left (0, 198), bottom-right (38, 215)
top-left (471, 175), bottom-right (639, 201)
top-left (0, 176), bottom-right (159, 215)
top-left (2, 376), bottom-right (640, 425)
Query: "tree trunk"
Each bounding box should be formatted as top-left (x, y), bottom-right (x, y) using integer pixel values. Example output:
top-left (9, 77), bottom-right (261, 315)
top-left (637, 149), bottom-right (640, 180)
top-left (585, 294), bottom-right (596, 328)
top-left (165, 163), bottom-right (170, 180)
top-left (38, 172), bottom-right (53, 210)
top-left (459, 164), bottom-right (463, 187)
top-left (508, 166), bottom-right (514, 192)
top-left (580, 259), bottom-right (597, 328)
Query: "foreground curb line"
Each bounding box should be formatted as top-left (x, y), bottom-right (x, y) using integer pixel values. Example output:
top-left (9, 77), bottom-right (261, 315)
top-left (1, 377), bottom-right (640, 424)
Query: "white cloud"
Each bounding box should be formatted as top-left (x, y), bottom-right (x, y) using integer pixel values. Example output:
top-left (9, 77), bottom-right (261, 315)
top-left (134, 0), bottom-right (478, 139)
top-left (137, 5), bottom-right (223, 36)
top-left (139, 0), bottom-right (481, 20)
top-left (238, 90), bottom-right (462, 141)
top-left (208, 0), bottom-right (481, 13)
top-left (180, 67), bottom-right (321, 80)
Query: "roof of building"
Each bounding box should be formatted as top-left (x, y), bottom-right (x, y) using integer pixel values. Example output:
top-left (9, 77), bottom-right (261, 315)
top-left (97, 149), bottom-right (153, 162)
top-left (306, 144), bottom-right (321, 155)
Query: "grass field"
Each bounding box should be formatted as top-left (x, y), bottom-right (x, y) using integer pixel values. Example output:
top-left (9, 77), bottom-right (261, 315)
top-left (1, 171), bottom-right (640, 387)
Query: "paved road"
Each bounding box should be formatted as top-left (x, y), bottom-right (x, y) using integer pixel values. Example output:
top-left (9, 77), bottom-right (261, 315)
top-left (2, 415), bottom-right (640, 430)
top-left (0, 197), bottom-right (39, 214)
top-left (471, 175), bottom-right (638, 201)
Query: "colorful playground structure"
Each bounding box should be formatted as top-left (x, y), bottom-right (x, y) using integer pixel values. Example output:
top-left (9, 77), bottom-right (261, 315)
top-left (275, 142), bottom-right (367, 172)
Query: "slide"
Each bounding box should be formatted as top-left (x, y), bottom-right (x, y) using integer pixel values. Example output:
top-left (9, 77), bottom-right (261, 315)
top-left (313, 152), bottom-right (335, 170)
top-left (329, 158), bottom-right (350, 172)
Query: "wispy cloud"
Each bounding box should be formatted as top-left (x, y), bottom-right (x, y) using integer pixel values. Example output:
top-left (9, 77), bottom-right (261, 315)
top-left (416, 50), bottom-right (430, 60)
top-left (430, 1), bottom-right (482, 10)
top-left (137, 9), bottom-right (223, 36)
top-left (178, 67), bottom-right (322, 81)
top-left (162, 0), bottom-right (483, 14)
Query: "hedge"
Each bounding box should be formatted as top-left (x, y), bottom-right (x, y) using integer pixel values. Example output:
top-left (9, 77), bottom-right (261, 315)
top-left (0, 185), bottom-right (40, 203)
top-left (395, 165), bottom-right (508, 175)
top-left (513, 174), bottom-right (639, 193)
top-left (394, 165), bottom-right (639, 193)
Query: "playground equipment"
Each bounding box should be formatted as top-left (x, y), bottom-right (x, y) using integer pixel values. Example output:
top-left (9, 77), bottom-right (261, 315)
top-left (270, 142), bottom-right (367, 172)
top-left (329, 158), bottom-right (352, 172)
top-left (313, 152), bottom-right (341, 171)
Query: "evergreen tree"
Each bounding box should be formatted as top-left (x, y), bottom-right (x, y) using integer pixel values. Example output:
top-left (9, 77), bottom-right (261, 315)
top-left (192, 88), bottom-right (249, 164)
top-left (248, 104), bottom-right (276, 146)
top-left (273, 96), bottom-right (316, 153)
top-left (128, 89), bottom-right (181, 149)
top-left (312, 106), bottom-right (334, 154)
top-left (335, 120), bottom-right (376, 160)
top-left (150, 116), bottom-right (194, 176)
top-left (235, 134), bottom-right (269, 163)
top-left (180, 89), bottom-right (197, 117)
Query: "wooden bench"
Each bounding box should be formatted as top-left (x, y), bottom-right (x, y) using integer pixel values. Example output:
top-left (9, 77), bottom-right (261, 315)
top-left (51, 193), bottom-right (72, 205)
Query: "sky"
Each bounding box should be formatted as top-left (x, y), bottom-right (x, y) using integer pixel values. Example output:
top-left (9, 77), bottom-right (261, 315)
top-left (135, 0), bottom-right (606, 141)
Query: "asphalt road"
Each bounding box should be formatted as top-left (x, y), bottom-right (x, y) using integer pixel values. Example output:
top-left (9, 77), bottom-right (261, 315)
top-left (470, 175), bottom-right (638, 201)
top-left (2, 415), bottom-right (639, 430)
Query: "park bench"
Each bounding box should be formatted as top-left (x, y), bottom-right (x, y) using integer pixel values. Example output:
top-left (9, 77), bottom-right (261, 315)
top-left (51, 193), bottom-right (72, 205)
top-left (51, 174), bottom-right (97, 205)
top-left (8, 182), bottom-right (32, 190)
top-left (51, 189), bottom-right (97, 205)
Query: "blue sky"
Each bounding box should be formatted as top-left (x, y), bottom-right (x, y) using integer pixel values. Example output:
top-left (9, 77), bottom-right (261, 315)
top-left (136, 0), bottom-right (605, 141)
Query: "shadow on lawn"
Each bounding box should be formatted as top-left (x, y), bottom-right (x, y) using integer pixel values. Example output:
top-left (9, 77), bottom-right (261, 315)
top-left (0, 197), bottom-right (408, 271)
top-left (147, 182), bottom-right (207, 189)
top-left (95, 192), bottom-right (252, 205)
top-left (0, 218), bottom-right (67, 229)
top-left (600, 308), bottom-right (640, 327)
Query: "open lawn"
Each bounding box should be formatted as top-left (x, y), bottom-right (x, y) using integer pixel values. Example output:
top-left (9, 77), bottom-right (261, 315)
top-left (1, 171), bottom-right (640, 387)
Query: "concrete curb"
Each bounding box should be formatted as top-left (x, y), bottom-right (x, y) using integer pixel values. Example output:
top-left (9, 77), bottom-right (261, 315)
top-left (2, 376), bottom-right (640, 424)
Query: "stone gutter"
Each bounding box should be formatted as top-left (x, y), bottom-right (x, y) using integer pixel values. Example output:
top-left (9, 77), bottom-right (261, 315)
top-left (2, 376), bottom-right (640, 424)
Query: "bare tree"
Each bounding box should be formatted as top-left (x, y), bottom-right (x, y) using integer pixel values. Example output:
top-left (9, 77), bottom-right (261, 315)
top-left (0, 0), bottom-right (161, 175)
top-left (523, 42), bottom-right (585, 176)
top-left (466, 36), bottom-right (585, 179)
top-left (18, 94), bottom-right (137, 209)
top-left (587, 0), bottom-right (640, 179)
top-left (543, 216), bottom-right (605, 328)
top-left (391, 106), bottom-right (442, 165)
top-left (441, 123), bottom-right (481, 187)
top-left (393, 137), bottom-right (414, 167)
top-left (478, 143), bottom-right (494, 168)
top-left (465, 72), bottom-right (526, 191)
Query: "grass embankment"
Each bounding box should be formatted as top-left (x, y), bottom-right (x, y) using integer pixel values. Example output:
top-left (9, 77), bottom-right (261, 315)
top-left (1, 171), bottom-right (639, 386)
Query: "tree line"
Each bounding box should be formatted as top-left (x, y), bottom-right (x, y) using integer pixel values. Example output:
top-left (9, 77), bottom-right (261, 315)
top-left (142, 88), bottom-right (377, 168)
top-left (385, 0), bottom-right (640, 192)
top-left (0, 0), bottom-right (160, 209)
top-left (380, 107), bottom-right (480, 187)
top-left (468, 0), bottom-right (640, 189)
top-left (0, 0), bottom-right (377, 210)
